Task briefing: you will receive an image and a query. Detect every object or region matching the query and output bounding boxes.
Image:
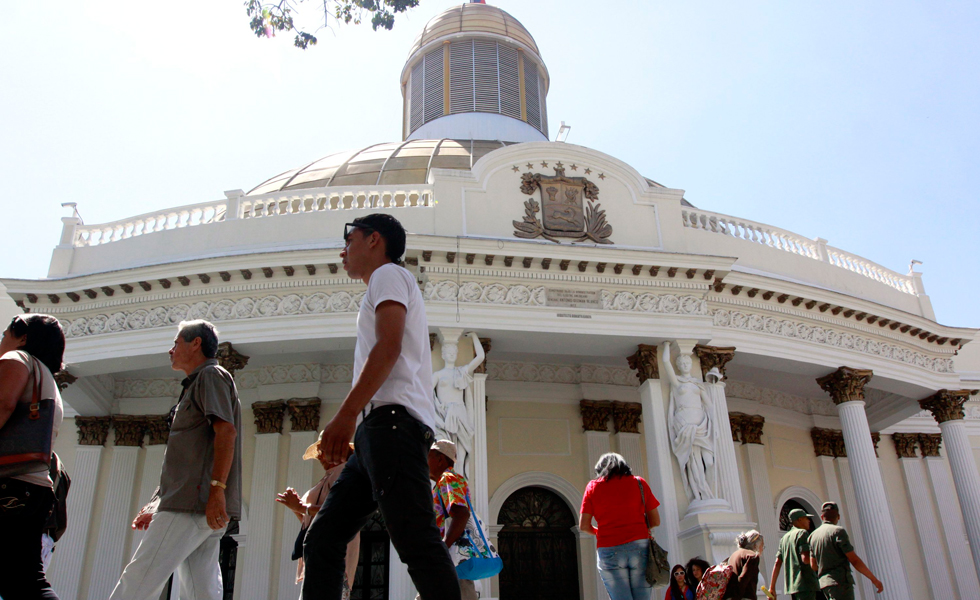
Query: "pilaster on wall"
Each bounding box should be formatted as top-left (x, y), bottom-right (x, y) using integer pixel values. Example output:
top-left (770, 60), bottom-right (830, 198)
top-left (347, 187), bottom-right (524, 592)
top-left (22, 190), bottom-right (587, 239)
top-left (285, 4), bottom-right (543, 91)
top-left (926, 456), bottom-right (980, 600)
top-left (471, 373), bottom-right (489, 530)
top-left (241, 401), bottom-right (285, 600)
top-left (50, 417), bottom-right (110, 599)
top-left (739, 425), bottom-right (778, 588)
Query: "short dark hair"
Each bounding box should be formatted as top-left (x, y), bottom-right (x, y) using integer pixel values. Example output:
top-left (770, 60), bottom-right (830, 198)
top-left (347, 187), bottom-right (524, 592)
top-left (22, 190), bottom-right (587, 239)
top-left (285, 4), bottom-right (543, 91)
top-left (353, 213), bottom-right (406, 264)
top-left (177, 320), bottom-right (220, 358)
top-left (8, 314), bottom-right (66, 375)
top-left (594, 452), bottom-right (633, 480)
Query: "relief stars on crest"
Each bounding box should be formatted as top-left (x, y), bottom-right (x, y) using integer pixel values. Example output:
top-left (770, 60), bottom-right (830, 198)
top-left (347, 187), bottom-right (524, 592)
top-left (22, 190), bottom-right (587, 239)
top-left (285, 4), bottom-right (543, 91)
top-left (512, 165), bottom-right (520, 172)
top-left (583, 168), bottom-right (591, 175)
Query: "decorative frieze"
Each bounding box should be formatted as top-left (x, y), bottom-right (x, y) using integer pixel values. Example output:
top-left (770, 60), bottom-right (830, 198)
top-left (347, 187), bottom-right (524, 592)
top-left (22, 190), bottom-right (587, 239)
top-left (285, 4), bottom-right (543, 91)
top-left (474, 337), bottom-right (492, 374)
top-left (216, 342), bottom-right (250, 377)
top-left (892, 433), bottom-right (919, 459)
top-left (611, 401), bottom-right (642, 434)
top-left (740, 415), bottom-right (766, 445)
top-left (918, 433), bottom-right (943, 457)
top-left (694, 345), bottom-right (736, 379)
top-left (580, 400), bottom-right (614, 432)
top-left (726, 380), bottom-right (837, 416)
top-left (712, 309), bottom-right (954, 374)
top-left (486, 361), bottom-right (638, 387)
top-left (144, 415), bottom-right (171, 445)
top-left (252, 401), bottom-right (287, 434)
top-left (76, 416), bottom-right (112, 446)
top-left (919, 389), bottom-right (973, 423)
top-left (816, 366), bottom-right (874, 404)
top-left (115, 378), bottom-right (183, 399)
top-left (54, 369), bottom-right (78, 391)
top-left (286, 398), bottom-right (321, 432)
top-left (626, 344), bottom-right (659, 384)
top-left (112, 415), bottom-right (147, 447)
top-left (236, 363), bottom-right (353, 390)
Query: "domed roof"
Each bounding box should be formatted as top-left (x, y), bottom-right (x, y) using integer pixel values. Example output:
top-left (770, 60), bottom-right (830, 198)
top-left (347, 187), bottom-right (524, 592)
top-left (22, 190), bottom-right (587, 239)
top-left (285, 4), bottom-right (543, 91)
top-left (247, 139), bottom-right (517, 195)
top-left (407, 3), bottom-right (540, 58)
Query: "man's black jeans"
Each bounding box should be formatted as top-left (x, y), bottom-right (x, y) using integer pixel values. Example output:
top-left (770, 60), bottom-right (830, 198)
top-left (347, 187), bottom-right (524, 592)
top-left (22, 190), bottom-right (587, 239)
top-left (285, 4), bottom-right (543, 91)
top-left (0, 478), bottom-right (60, 600)
top-left (302, 405), bottom-right (461, 600)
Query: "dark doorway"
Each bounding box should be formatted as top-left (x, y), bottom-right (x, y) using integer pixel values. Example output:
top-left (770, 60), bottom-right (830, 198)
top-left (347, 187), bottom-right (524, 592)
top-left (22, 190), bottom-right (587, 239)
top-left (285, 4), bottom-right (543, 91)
top-left (778, 498), bottom-right (818, 532)
top-left (350, 511), bottom-right (390, 600)
top-left (497, 486), bottom-right (580, 600)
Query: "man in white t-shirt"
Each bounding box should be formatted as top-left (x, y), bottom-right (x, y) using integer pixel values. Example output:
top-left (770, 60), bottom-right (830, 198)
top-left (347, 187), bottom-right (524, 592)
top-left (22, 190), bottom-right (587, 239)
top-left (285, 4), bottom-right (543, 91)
top-left (303, 214), bottom-right (461, 600)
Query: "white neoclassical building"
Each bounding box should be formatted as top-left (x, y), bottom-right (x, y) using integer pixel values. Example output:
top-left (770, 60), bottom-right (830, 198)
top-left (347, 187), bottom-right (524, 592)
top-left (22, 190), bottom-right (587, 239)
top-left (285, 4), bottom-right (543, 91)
top-left (3, 3), bottom-right (980, 600)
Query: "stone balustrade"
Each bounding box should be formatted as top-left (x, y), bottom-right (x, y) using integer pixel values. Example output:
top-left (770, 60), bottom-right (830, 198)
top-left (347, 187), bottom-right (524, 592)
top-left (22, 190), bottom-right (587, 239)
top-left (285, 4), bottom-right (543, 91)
top-left (682, 208), bottom-right (917, 295)
top-left (68, 185), bottom-right (434, 248)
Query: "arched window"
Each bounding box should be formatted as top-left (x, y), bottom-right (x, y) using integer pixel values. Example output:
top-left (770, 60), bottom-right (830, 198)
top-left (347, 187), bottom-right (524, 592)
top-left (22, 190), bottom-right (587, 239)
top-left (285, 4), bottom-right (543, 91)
top-left (778, 498), bottom-right (819, 532)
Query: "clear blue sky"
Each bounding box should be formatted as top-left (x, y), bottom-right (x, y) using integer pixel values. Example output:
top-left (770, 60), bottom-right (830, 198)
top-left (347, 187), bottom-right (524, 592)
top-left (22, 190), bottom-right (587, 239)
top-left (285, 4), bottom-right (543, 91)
top-left (2, 1), bottom-right (977, 328)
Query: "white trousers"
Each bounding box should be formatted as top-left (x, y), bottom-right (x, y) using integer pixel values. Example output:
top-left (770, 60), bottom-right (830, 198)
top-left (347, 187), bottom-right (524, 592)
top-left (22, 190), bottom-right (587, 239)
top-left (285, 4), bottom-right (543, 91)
top-left (110, 511), bottom-right (225, 600)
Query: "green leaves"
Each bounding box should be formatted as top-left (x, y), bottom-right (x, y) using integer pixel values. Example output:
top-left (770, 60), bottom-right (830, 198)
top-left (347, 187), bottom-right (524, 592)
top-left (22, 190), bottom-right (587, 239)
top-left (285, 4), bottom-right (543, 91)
top-left (246, 0), bottom-right (420, 48)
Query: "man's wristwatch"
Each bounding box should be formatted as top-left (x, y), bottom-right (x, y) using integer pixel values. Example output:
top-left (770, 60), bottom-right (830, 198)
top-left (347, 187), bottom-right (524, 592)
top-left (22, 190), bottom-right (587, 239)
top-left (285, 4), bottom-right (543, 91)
top-left (210, 479), bottom-right (227, 490)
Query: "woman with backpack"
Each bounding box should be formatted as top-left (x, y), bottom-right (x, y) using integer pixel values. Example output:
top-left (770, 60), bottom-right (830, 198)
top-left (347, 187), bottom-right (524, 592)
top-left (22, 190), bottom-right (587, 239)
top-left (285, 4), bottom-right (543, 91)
top-left (580, 453), bottom-right (661, 600)
top-left (0, 314), bottom-right (66, 600)
top-left (723, 530), bottom-right (764, 599)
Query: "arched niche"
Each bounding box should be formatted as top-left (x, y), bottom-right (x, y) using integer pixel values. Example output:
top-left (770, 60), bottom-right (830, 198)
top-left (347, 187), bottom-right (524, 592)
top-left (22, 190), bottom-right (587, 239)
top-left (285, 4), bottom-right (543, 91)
top-left (774, 485), bottom-right (823, 532)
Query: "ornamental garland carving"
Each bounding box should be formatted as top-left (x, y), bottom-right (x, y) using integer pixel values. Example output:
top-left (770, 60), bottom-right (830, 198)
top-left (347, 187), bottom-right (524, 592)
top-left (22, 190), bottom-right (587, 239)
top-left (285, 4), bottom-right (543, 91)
top-left (891, 433), bottom-right (919, 459)
top-left (918, 433), bottom-right (943, 457)
top-left (626, 344), bottom-right (659, 384)
top-left (112, 415), bottom-right (147, 447)
top-left (76, 416), bottom-right (111, 446)
top-left (580, 400), bottom-right (614, 432)
top-left (115, 378), bottom-right (183, 399)
top-left (816, 367), bottom-right (874, 405)
top-left (486, 362), bottom-right (639, 387)
top-left (252, 400), bottom-right (286, 434)
top-left (287, 398), bottom-right (322, 432)
top-left (919, 389), bottom-right (972, 423)
top-left (726, 380), bottom-right (837, 417)
top-left (612, 401), bottom-right (643, 434)
top-left (694, 345), bottom-right (736, 379)
top-left (712, 309), bottom-right (954, 374)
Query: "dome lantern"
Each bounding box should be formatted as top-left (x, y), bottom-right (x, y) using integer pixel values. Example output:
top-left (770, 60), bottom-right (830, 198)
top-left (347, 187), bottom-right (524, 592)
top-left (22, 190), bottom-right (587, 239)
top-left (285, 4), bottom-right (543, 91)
top-left (400, 2), bottom-right (549, 143)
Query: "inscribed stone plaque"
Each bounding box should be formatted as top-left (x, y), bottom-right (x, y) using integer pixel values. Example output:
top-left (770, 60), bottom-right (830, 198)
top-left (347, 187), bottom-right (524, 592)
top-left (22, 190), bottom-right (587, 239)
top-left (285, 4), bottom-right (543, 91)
top-left (546, 289), bottom-right (600, 309)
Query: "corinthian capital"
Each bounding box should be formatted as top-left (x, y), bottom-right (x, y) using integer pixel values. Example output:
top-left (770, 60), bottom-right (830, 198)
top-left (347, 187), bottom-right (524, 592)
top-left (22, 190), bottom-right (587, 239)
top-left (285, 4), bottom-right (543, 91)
top-left (740, 415), bottom-right (765, 445)
top-left (891, 433), bottom-right (919, 459)
top-left (626, 344), bottom-right (659, 384)
top-left (611, 402), bottom-right (642, 434)
top-left (216, 342), bottom-right (250, 377)
top-left (287, 398), bottom-right (322, 432)
top-left (919, 389), bottom-right (972, 423)
top-left (252, 400), bottom-right (286, 434)
top-left (112, 415), bottom-right (147, 447)
top-left (816, 366), bottom-right (874, 404)
top-left (580, 400), bottom-right (614, 432)
top-left (694, 345), bottom-right (736, 379)
top-left (918, 433), bottom-right (943, 457)
top-left (76, 416), bottom-right (111, 446)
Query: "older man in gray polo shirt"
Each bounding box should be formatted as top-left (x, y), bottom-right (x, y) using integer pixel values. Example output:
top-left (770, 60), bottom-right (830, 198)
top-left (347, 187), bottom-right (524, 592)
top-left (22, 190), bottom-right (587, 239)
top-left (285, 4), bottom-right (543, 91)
top-left (110, 319), bottom-right (242, 600)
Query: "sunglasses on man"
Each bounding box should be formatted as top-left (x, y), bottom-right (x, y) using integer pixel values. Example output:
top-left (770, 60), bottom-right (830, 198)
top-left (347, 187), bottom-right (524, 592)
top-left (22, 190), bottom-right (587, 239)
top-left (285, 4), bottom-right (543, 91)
top-left (344, 222), bottom-right (375, 242)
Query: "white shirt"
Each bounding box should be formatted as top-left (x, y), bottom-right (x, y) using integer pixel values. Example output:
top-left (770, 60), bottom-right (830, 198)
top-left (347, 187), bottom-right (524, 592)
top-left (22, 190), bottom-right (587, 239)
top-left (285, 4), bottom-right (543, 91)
top-left (354, 263), bottom-right (436, 430)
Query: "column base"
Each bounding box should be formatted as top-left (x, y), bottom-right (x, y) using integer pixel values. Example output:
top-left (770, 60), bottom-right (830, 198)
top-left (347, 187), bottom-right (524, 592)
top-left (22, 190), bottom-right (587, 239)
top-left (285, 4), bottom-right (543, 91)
top-left (678, 518), bottom-right (758, 566)
top-left (683, 498), bottom-right (732, 519)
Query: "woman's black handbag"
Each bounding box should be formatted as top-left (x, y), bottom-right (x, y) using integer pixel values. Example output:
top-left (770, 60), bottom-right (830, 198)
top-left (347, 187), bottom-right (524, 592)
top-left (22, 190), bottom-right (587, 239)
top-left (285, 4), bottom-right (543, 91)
top-left (0, 357), bottom-right (55, 478)
top-left (637, 477), bottom-right (671, 587)
top-left (292, 526), bottom-right (308, 560)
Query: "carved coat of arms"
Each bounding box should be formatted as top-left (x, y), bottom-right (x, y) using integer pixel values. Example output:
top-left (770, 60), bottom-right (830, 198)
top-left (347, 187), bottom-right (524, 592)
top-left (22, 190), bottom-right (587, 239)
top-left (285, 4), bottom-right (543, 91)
top-left (513, 167), bottom-right (613, 244)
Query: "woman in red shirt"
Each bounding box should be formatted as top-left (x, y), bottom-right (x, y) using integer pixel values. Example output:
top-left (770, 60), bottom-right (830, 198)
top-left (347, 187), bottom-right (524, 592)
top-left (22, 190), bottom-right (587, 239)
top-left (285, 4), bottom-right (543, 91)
top-left (580, 453), bottom-right (661, 600)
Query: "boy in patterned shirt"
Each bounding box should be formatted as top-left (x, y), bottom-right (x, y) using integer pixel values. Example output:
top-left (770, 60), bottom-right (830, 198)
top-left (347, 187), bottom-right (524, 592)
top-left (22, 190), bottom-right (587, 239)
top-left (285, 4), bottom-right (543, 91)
top-left (427, 440), bottom-right (489, 600)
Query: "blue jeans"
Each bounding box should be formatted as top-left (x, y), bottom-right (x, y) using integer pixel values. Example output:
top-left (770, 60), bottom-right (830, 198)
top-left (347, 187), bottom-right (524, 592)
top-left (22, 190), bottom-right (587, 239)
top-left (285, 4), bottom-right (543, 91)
top-left (597, 539), bottom-right (652, 600)
top-left (302, 405), bottom-right (461, 600)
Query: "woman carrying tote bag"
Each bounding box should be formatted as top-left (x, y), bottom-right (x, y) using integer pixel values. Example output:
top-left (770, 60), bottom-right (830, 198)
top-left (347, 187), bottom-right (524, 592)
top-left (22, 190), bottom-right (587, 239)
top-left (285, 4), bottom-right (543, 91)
top-left (580, 452), bottom-right (662, 600)
top-left (0, 314), bottom-right (66, 600)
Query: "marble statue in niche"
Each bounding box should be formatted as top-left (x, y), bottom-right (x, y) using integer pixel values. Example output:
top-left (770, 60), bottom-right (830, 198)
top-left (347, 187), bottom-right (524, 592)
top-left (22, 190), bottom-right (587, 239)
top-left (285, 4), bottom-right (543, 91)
top-left (662, 341), bottom-right (716, 501)
top-left (433, 331), bottom-right (485, 479)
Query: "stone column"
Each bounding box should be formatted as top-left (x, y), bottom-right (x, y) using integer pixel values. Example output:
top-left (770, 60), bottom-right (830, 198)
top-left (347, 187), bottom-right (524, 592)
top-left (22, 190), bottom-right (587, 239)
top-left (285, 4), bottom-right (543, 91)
top-left (921, 433), bottom-right (980, 599)
top-left (920, 389), bottom-right (980, 577)
top-left (891, 433), bottom-right (956, 600)
top-left (580, 400), bottom-right (613, 600)
top-left (277, 399), bottom-right (321, 600)
top-left (471, 369), bottom-right (489, 528)
top-left (241, 401), bottom-right (285, 600)
top-left (88, 416), bottom-right (148, 600)
top-left (694, 345), bottom-right (743, 514)
top-left (49, 416), bottom-right (110, 599)
top-left (817, 367), bottom-right (912, 600)
top-left (627, 344), bottom-right (681, 564)
top-left (612, 402), bottom-right (644, 477)
top-left (737, 415), bottom-right (779, 584)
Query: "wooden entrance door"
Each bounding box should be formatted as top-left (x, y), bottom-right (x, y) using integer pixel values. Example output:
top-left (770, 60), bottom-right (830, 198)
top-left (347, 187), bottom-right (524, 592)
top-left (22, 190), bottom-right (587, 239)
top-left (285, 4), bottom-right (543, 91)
top-left (497, 486), bottom-right (580, 600)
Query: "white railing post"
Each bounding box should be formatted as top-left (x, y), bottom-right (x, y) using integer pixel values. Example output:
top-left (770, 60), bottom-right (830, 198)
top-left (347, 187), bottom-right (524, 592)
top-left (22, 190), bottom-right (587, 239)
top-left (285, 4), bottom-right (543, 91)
top-left (814, 237), bottom-right (830, 262)
top-left (224, 189), bottom-right (244, 220)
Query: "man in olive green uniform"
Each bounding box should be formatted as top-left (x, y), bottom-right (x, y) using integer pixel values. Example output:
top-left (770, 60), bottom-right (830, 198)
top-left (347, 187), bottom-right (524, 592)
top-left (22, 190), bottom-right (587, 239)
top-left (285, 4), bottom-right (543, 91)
top-left (768, 508), bottom-right (819, 600)
top-left (808, 502), bottom-right (883, 600)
